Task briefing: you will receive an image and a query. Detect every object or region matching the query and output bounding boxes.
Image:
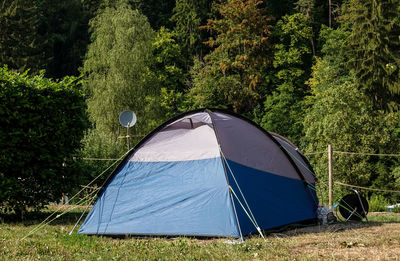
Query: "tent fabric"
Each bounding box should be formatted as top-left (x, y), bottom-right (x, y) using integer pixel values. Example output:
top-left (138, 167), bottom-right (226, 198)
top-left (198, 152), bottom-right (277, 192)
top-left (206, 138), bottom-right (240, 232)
top-left (271, 133), bottom-right (316, 184)
top-left (78, 108), bottom-right (318, 238)
top-left (211, 112), bottom-right (303, 181)
top-left (225, 159), bottom-right (318, 235)
top-left (130, 124), bottom-right (219, 162)
top-left (80, 157), bottom-right (240, 237)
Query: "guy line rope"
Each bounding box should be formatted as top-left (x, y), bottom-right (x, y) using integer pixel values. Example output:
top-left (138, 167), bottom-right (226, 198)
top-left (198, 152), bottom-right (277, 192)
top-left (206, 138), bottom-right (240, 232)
top-left (20, 150), bottom-right (130, 241)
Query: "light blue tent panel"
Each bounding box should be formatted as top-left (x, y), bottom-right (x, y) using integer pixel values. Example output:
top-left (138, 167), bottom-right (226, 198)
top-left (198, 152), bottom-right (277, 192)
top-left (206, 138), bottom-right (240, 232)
top-left (79, 157), bottom-right (240, 237)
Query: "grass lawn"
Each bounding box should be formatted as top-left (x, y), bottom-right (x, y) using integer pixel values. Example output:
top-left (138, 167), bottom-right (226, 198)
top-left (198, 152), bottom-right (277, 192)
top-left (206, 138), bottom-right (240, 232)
top-left (1, 207), bottom-right (400, 260)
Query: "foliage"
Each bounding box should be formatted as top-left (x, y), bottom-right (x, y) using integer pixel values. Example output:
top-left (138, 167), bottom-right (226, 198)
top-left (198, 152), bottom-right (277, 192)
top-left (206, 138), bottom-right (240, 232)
top-left (171, 0), bottom-right (212, 63)
top-left (0, 66), bottom-right (87, 214)
top-left (303, 27), bottom-right (400, 196)
top-left (295, 0), bottom-right (329, 57)
top-left (392, 207), bottom-right (400, 213)
top-left (259, 13), bottom-right (313, 144)
top-left (81, 0), bottom-right (104, 18)
top-left (272, 13), bottom-right (313, 90)
top-left (138, 0), bottom-right (176, 29)
top-left (0, 0), bottom-right (47, 74)
top-left (295, 0), bottom-right (315, 16)
top-left (189, 57), bottom-right (245, 111)
top-left (189, 0), bottom-right (274, 113)
top-left (0, 0), bottom-right (95, 78)
top-left (150, 27), bottom-right (186, 93)
top-left (265, 0), bottom-right (296, 19)
top-left (341, 0), bottom-right (400, 109)
top-left (393, 166), bottom-right (400, 187)
top-left (368, 194), bottom-right (390, 212)
top-left (36, 0), bottom-right (91, 78)
top-left (83, 2), bottom-right (156, 138)
top-left (158, 88), bottom-right (194, 118)
top-left (77, 129), bottom-right (126, 186)
top-left (144, 27), bottom-right (190, 119)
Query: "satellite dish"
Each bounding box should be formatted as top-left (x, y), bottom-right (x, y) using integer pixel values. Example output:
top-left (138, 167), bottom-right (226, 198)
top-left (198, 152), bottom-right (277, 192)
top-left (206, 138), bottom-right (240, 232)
top-left (119, 110), bottom-right (137, 128)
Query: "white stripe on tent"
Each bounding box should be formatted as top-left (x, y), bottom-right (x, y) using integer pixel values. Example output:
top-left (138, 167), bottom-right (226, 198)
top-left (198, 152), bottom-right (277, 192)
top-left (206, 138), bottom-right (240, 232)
top-left (129, 115), bottom-right (219, 162)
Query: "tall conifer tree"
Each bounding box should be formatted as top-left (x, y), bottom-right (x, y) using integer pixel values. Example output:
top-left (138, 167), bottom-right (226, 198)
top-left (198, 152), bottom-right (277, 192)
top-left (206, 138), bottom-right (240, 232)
top-left (171, 0), bottom-right (212, 62)
top-left (342, 0), bottom-right (400, 108)
top-left (0, 0), bottom-right (47, 73)
top-left (189, 0), bottom-right (273, 113)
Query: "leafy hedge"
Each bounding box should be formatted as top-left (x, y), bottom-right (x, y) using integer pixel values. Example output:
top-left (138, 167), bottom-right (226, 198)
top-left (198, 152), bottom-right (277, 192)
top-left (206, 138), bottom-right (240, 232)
top-left (0, 66), bottom-right (87, 214)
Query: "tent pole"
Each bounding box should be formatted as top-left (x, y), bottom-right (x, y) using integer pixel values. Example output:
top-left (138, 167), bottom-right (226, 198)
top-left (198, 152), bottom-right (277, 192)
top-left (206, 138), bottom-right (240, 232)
top-left (127, 126), bottom-right (130, 151)
top-left (206, 109), bottom-right (244, 242)
top-left (225, 157), bottom-right (245, 242)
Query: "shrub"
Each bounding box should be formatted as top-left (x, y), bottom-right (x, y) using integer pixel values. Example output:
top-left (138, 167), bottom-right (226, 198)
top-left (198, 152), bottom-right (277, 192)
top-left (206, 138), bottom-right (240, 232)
top-left (391, 206), bottom-right (400, 213)
top-left (368, 194), bottom-right (390, 212)
top-left (0, 66), bottom-right (88, 215)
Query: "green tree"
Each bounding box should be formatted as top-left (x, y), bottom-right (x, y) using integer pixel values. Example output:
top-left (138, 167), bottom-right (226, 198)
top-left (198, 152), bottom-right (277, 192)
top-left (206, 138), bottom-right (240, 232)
top-left (0, 66), bottom-right (87, 214)
top-left (77, 128), bottom-right (126, 187)
top-left (189, 0), bottom-right (274, 113)
top-left (83, 2), bottom-right (156, 138)
top-left (265, 0), bottom-right (296, 19)
top-left (81, 0), bottom-right (104, 18)
top-left (0, 0), bottom-right (47, 74)
top-left (303, 27), bottom-right (400, 197)
top-left (139, 0), bottom-right (176, 29)
top-left (259, 13), bottom-right (313, 143)
top-left (341, 0), bottom-right (400, 108)
top-left (171, 0), bottom-right (212, 62)
top-left (0, 0), bottom-right (98, 78)
top-left (148, 27), bottom-right (190, 118)
top-left (150, 27), bottom-right (186, 93)
top-left (37, 0), bottom-right (91, 78)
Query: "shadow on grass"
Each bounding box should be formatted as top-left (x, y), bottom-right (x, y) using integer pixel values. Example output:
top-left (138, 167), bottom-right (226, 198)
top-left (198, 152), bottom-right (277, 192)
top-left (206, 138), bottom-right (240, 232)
top-left (266, 221), bottom-right (378, 237)
top-left (262, 212), bottom-right (400, 238)
top-left (0, 205), bottom-right (88, 226)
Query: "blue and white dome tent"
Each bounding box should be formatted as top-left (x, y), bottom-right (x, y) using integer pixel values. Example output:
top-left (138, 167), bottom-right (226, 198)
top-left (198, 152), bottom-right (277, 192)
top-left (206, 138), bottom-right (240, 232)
top-left (78, 108), bottom-right (319, 239)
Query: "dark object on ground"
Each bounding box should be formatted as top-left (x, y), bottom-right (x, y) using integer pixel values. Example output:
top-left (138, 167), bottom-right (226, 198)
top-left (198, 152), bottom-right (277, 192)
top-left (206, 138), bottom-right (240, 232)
top-left (327, 211), bottom-right (337, 224)
top-left (339, 193), bottom-right (369, 221)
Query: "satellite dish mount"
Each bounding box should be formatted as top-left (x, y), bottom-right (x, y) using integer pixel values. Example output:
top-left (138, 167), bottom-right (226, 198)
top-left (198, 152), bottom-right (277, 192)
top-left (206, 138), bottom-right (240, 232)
top-left (119, 110), bottom-right (137, 150)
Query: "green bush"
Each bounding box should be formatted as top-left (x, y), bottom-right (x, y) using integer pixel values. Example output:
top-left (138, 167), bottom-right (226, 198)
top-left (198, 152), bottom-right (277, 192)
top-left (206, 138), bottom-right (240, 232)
top-left (391, 207), bottom-right (400, 213)
top-left (0, 66), bottom-right (88, 215)
top-left (75, 129), bottom-right (126, 191)
top-left (368, 194), bottom-right (390, 212)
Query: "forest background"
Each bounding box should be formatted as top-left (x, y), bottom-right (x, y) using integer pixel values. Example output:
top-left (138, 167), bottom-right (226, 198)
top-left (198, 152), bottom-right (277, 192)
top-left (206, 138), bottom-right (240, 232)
top-left (1, 0), bottom-right (400, 214)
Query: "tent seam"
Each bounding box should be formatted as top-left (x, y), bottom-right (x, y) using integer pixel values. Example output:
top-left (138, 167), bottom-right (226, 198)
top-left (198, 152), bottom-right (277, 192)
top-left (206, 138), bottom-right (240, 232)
top-left (206, 109), bottom-right (244, 241)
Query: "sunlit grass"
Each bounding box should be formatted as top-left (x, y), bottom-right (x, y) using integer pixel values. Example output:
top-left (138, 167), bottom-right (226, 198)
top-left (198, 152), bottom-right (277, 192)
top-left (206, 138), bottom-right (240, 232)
top-left (1, 208), bottom-right (400, 260)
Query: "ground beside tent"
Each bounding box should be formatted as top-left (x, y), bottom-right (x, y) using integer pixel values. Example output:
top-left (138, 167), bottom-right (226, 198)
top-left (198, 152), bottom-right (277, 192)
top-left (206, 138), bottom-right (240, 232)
top-left (1, 208), bottom-right (400, 260)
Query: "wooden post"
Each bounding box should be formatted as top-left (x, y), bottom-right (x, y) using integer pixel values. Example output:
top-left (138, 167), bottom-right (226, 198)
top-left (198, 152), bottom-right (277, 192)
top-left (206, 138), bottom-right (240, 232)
top-left (328, 0), bottom-right (332, 27)
top-left (328, 144), bottom-right (333, 208)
